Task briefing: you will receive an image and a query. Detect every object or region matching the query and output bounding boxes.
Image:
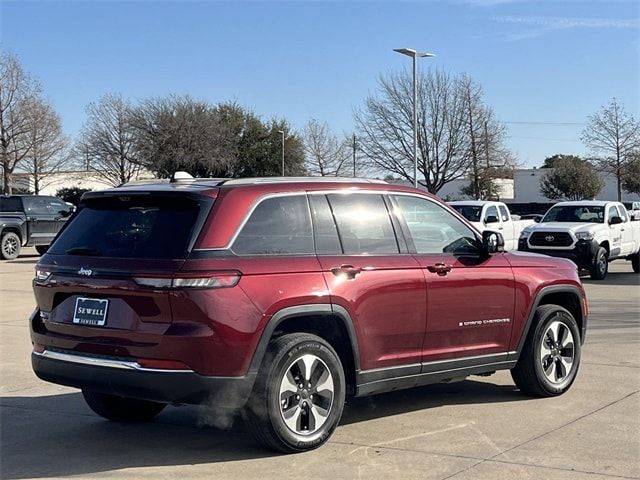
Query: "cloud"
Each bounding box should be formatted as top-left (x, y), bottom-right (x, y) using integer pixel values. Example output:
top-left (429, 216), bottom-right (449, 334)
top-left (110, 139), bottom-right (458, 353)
top-left (493, 15), bottom-right (640, 40)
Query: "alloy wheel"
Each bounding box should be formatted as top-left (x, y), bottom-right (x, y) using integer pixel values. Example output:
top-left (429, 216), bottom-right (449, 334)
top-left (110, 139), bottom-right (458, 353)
top-left (279, 353), bottom-right (334, 436)
top-left (2, 236), bottom-right (18, 257)
top-left (540, 319), bottom-right (575, 384)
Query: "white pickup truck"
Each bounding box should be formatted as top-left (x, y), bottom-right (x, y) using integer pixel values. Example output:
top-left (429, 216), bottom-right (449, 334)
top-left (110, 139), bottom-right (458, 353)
top-left (518, 200), bottom-right (640, 279)
top-left (449, 201), bottom-right (534, 251)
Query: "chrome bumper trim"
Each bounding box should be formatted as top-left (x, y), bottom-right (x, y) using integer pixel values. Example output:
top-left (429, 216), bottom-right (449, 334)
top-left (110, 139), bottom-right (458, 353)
top-left (33, 349), bottom-right (194, 373)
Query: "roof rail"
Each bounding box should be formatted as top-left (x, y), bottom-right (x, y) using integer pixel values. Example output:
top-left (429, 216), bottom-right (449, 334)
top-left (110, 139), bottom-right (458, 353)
top-left (222, 176), bottom-right (387, 185)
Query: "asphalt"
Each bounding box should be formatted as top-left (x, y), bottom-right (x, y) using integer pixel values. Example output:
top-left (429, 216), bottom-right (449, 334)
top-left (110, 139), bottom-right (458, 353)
top-left (1, 248), bottom-right (639, 480)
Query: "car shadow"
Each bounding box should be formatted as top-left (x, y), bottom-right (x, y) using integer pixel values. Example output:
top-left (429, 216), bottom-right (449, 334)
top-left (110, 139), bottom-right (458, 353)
top-left (0, 380), bottom-right (525, 479)
top-left (582, 271), bottom-right (639, 287)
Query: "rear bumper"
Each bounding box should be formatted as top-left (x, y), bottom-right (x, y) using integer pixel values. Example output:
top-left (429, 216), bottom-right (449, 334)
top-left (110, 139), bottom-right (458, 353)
top-left (518, 239), bottom-right (598, 270)
top-left (32, 350), bottom-right (256, 407)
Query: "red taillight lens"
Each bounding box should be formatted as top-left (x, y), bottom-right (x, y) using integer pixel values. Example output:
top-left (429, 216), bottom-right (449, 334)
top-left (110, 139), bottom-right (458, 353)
top-left (136, 358), bottom-right (191, 370)
top-left (133, 271), bottom-right (240, 289)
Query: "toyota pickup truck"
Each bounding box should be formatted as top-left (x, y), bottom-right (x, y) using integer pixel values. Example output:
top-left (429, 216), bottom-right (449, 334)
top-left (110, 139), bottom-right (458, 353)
top-left (449, 201), bottom-right (535, 251)
top-left (1, 195), bottom-right (73, 260)
top-left (518, 200), bottom-right (640, 279)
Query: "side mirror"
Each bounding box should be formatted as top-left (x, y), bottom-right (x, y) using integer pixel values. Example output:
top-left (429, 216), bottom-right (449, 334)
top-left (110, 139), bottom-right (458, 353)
top-left (57, 209), bottom-right (72, 218)
top-left (534, 216), bottom-right (541, 223)
top-left (609, 216), bottom-right (623, 225)
top-left (482, 230), bottom-right (505, 255)
top-left (485, 215), bottom-right (499, 224)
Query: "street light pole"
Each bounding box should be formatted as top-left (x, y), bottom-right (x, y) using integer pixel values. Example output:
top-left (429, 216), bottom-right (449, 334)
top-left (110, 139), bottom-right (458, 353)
top-left (393, 48), bottom-right (435, 188)
top-left (277, 130), bottom-right (285, 176)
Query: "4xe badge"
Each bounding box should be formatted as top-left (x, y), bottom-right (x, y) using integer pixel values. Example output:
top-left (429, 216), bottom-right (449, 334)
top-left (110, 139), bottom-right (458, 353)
top-left (78, 267), bottom-right (93, 276)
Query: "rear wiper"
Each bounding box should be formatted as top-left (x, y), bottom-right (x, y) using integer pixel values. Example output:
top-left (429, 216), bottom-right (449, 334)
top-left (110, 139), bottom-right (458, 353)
top-left (65, 247), bottom-right (103, 256)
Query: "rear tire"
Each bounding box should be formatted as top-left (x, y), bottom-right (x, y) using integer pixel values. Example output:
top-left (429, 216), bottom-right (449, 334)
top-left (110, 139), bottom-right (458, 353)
top-left (35, 245), bottom-right (49, 255)
top-left (589, 247), bottom-right (608, 280)
top-left (0, 231), bottom-right (21, 260)
top-left (511, 305), bottom-right (581, 397)
top-left (82, 390), bottom-right (166, 422)
top-left (244, 333), bottom-right (345, 453)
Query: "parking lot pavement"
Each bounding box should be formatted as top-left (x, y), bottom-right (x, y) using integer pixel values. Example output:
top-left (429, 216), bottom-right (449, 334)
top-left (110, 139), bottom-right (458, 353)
top-left (1, 249), bottom-right (639, 480)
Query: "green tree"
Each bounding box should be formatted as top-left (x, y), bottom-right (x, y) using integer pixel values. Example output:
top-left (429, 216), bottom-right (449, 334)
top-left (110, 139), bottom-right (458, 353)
top-left (540, 156), bottom-right (603, 201)
top-left (55, 187), bottom-right (92, 205)
top-left (622, 154), bottom-right (640, 196)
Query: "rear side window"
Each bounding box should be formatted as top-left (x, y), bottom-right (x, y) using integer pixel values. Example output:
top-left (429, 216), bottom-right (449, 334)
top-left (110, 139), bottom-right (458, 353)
top-left (232, 195), bottom-right (314, 255)
top-left (0, 197), bottom-right (22, 212)
top-left (498, 205), bottom-right (510, 222)
top-left (327, 193), bottom-right (399, 254)
top-left (48, 195), bottom-right (207, 259)
top-left (309, 195), bottom-right (342, 254)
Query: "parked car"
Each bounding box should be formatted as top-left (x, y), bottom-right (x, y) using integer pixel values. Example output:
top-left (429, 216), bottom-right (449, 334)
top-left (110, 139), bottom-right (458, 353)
top-left (519, 214), bottom-right (543, 223)
top-left (0, 195), bottom-right (74, 260)
top-left (623, 201), bottom-right (640, 221)
top-left (30, 176), bottom-right (587, 452)
top-left (448, 201), bottom-right (535, 250)
top-left (518, 200), bottom-right (640, 279)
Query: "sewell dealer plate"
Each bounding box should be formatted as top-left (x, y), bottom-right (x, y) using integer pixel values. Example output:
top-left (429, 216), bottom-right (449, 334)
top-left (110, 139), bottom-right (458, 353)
top-left (72, 297), bottom-right (109, 326)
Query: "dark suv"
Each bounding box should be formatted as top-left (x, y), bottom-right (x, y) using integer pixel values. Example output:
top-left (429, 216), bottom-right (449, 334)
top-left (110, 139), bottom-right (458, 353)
top-left (30, 177), bottom-right (587, 452)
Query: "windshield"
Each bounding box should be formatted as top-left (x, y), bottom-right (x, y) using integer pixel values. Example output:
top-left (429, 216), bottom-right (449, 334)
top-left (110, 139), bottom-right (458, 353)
top-left (450, 205), bottom-right (482, 223)
top-left (542, 205), bottom-right (604, 224)
top-left (48, 195), bottom-right (210, 259)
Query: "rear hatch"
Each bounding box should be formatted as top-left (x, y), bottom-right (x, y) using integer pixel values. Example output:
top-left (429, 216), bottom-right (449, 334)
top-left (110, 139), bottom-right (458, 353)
top-left (33, 191), bottom-right (214, 353)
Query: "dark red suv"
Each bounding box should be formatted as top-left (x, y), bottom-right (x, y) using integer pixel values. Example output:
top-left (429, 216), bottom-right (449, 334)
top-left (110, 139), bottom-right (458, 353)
top-left (30, 176), bottom-right (587, 452)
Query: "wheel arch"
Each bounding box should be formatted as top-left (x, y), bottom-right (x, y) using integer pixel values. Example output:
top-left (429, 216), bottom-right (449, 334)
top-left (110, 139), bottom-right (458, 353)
top-left (247, 304), bottom-right (360, 396)
top-left (514, 285), bottom-right (586, 358)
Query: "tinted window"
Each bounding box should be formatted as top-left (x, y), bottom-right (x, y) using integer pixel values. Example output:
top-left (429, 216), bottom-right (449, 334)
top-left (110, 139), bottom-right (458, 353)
top-left (393, 195), bottom-right (479, 255)
top-left (498, 205), bottom-right (510, 222)
top-left (542, 205), bottom-right (604, 223)
top-left (0, 197), bottom-right (22, 212)
top-left (48, 195), bottom-right (206, 259)
top-left (327, 194), bottom-right (399, 254)
top-left (608, 205), bottom-right (620, 221)
top-left (450, 205), bottom-right (482, 222)
top-left (232, 195), bottom-right (313, 255)
top-left (485, 205), bottom-right (499, 221)
top-left (22, 196), bottom-right (54, 215)
top-left (617, 206), bottom-right (628, 222)
top-left (309, 195), bottom-right (342, 254)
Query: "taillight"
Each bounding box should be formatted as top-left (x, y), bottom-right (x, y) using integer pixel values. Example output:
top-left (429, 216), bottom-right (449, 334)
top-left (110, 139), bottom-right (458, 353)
top-left (34, 268), bottom-right (51, 283)
top-left (133, 271), bottom-right (240, 289)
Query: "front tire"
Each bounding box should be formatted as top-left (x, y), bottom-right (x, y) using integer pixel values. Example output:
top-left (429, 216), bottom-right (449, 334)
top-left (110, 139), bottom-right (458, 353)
top-left (0, 231), bottom-right (21, 260)
top-left (511, 305), bottom-right (581, 397)
top-left (244, 333), bottom-right (346, 453)
top-left (82, 390), bottom-right (166, 422)
top-left (590, 246), bottom-right (608, 280)
top-left (632, 250), bottom-right (640, 273)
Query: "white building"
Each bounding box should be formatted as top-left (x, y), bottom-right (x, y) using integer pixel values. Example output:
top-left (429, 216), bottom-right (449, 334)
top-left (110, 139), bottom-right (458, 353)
top-left (512, 168), bottom-right (640, 203)
top-left (10, 169), bottom-right (155, 196)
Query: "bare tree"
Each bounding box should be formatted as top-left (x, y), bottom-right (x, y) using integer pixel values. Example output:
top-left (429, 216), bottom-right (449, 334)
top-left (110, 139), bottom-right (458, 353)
top-left (457, 75), bottom-right (514, 199)
top-left (302, 119), bottom-right (350, 176)
top-left (354, 69), bottom-right (473, 193)
top-left (19, 97), bottom-right (68, 194)
top-left (581, 98), bottom-right (640, 201)
top-left (0, 52), bottom-right (41, 193)
top-left (77, 93), bottom-right (139, 186)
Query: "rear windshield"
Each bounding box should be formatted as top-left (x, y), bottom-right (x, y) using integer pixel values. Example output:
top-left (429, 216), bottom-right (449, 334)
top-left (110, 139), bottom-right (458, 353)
top-left (450, 205), bottom-right (482, 223)
top-left (48, 195), bottom-right (209, 259)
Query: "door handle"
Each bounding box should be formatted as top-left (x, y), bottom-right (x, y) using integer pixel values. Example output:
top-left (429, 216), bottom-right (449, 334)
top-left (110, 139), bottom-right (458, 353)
top-left (427, 263), bottom-right (453, 276)
top-left (331, 264), bottom-right (362, 279)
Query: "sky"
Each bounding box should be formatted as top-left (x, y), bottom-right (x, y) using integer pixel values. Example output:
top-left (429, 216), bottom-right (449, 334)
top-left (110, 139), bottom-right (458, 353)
top-left (1, 0), bottom-right (639, 168)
